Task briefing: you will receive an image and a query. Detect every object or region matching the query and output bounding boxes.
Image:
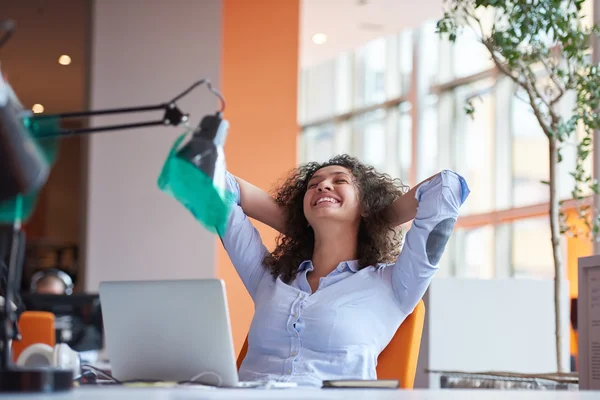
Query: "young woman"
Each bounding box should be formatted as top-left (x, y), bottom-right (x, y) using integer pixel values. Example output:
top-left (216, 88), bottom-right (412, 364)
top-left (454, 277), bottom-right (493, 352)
top-left (219, 154), bottom-right (469, 386)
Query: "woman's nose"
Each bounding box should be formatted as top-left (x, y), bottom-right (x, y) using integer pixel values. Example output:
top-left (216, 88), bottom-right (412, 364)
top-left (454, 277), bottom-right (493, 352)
top-left (317, 181), bottom-right (333, 192)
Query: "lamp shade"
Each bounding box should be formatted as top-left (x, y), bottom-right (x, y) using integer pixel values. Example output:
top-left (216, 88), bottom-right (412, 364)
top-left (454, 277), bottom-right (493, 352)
top-left (158, 114), bottom-right (233, 234)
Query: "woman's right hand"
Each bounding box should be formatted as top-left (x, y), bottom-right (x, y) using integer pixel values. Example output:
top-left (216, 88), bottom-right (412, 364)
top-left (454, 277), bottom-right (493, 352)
top-left (233, 176), bottom-right (286, 234)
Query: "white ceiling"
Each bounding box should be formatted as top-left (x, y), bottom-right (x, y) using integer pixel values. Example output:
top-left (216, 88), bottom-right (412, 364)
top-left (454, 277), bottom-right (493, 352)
top-left (0, 0), bottom-right (446, 112)
top-left (300, 0), bottom-right (445, 68)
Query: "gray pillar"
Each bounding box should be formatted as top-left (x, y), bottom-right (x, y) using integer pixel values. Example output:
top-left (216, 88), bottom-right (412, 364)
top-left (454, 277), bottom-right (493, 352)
top-left (84, 0), bottom-right (222, 290)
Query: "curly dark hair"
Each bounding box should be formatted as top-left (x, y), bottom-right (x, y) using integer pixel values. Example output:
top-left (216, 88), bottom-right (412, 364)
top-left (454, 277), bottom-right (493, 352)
top-left (263, 154), bottom-right (409, 283)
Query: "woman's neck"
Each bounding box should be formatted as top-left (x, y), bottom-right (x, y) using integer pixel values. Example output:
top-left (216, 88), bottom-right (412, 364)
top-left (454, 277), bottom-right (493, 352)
top-left (311, 224), bottom-right (358, 277)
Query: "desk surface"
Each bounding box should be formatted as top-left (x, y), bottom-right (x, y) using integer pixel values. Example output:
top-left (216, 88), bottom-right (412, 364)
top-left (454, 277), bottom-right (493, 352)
top-left (7, 387), bottom-right (600, 399)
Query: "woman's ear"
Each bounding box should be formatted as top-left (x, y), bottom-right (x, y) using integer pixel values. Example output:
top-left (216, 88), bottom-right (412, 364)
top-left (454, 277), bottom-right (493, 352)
top-left (360, 203), bottom-right (368, 218)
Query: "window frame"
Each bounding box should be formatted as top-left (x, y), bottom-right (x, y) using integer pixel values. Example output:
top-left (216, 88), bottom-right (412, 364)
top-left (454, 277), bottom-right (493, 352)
top-left (297, 22), bottom-right (589, 280)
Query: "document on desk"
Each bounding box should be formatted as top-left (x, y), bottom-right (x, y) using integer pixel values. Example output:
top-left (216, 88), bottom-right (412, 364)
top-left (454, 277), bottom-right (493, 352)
top-left (588, 267), bottom-right (600, 389)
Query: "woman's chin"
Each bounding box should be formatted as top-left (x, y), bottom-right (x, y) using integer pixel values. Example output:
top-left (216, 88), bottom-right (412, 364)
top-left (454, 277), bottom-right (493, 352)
top-left (310, 208), bottom-right (348, 221)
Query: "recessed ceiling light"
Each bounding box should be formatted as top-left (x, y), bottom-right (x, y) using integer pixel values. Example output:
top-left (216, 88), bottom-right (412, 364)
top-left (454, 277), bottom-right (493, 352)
top-left (32, 104), bottom-right (44, 114)
top-left (58, 55), bottom-right (71, 66)
top-left (312, 33), bottom-right (328, 45)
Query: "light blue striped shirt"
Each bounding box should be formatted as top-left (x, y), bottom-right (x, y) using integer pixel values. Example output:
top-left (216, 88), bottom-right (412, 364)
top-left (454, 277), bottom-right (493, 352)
top-left (219, 170), bottom-right (469, 387)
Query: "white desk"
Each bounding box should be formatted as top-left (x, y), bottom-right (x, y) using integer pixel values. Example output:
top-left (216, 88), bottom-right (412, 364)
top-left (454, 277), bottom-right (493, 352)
top-left (7, 387), bottom-right (600, 400)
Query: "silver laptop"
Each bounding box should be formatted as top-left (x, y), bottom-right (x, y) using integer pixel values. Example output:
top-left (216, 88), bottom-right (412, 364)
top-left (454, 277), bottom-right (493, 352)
top-left (99, 279), bottom-right (250, 387)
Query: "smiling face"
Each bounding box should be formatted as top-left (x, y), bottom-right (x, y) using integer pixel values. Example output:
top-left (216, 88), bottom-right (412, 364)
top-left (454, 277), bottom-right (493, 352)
top-left (303, 165), bottom-right (362, 228)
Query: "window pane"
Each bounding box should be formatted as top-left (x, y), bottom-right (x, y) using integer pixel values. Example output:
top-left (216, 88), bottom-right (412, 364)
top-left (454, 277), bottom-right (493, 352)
top-left (511, 79), bottom-right (590, 206)
top-left (576, 121), bottom-right (594, 198)
top-left (397, 102), bottom-right (412, 183)
top-left (418, 21), bottom-right (439, 87)
top-left (456, 226), bottom-right (495, 279)
top-left (511, 217), bottom-right (556, 279)
top-left (335, 53), bottom-right (353, 115)
top-left (451, 16), bottom-right (494, 79)
top-left (454, 81), bottom-right (495, 214)
top-left (354, 38), bottom-right (386, 108)
top-left (302, 124), bottom-right (335, 163)
top-left (511, 94), bottom-right (549, 207)
top-left (301, 61), bottom-right (335, 123)
top-left (419, 95), bottom-right (439, 180)
top-left (352, 109), bottom-right (387, 172)
top-left (557, 90), bottom-right (592, 200)
top-left (298, 68), bottom-right (308, 124)
top-left (333, 121), bottom-right (352, 157)
top-left (398, 30), bottom-right (413, 95)
top-left (582, 0), bottom-right (594, 29)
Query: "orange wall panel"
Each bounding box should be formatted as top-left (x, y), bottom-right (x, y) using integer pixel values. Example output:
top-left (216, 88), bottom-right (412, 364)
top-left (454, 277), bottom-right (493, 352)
top-left (565, 209), bottom-right (592, 359)
top-left (219, 0), bottom-right (299, 354)
top-left (565, 209), bottom-right (593, 298)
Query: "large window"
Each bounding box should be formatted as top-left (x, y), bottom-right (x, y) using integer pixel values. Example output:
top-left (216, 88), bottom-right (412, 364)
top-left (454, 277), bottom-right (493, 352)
top-left (452, 80), bottom-right (496, 215)
top-left (298, 20), bottom-right (590, 280)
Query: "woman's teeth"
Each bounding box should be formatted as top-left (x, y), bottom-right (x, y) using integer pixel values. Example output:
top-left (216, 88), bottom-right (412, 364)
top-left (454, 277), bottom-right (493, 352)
top-left (316, 197), bottom-right (339, 205)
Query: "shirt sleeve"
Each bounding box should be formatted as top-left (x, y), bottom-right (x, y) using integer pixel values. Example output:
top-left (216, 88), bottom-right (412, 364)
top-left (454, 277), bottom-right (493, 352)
top-left (217, 172), bottom-right (269, 299)
top-left (386, 170), bottom-right (470, 314)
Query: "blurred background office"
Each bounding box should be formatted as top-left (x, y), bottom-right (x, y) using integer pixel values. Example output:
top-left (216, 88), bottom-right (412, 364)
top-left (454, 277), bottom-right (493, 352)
top-left (1, 0), bottom-right (595, 388)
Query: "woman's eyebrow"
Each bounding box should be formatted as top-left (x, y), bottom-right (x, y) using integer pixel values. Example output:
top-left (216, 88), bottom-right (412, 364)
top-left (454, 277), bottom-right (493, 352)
top-left (333, 172), bottom-right (350, 178)
top-left (309, 171), bottom-right (349, 183)
top-left (309, 174), bottom-right (322, 182)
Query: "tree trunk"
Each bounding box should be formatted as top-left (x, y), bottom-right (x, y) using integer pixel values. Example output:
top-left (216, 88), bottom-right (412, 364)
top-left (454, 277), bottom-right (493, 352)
top-left (548, 137), bottom-right (567, 373)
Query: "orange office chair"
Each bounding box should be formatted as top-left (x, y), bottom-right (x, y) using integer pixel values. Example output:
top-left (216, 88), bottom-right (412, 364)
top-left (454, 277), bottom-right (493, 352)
top-left (237, 299), bottom-right (426, 389)
top-left (11, 311), bottom-right (56, 362)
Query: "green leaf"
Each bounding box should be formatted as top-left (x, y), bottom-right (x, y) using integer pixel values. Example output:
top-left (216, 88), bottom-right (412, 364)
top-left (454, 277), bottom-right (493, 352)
top-left (465, 100), bottom-right (476, 118)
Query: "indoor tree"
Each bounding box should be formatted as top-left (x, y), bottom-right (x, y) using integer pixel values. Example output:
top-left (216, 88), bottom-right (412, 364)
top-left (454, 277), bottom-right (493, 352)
top-left (437, 0), bottom-right (600, 373)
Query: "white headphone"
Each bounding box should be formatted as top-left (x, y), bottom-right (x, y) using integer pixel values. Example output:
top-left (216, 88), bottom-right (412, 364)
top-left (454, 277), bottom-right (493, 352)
top-left (16, 343), bottom-right (81, 378)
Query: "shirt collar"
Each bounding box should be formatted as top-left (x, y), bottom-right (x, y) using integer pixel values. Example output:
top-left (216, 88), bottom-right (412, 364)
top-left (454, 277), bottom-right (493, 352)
top-left (298, 260), bottom-right (359, 273)
top-left (298, 260), bottom-right (314, 273)
top-left (342, 260), bottom-right (359, 273)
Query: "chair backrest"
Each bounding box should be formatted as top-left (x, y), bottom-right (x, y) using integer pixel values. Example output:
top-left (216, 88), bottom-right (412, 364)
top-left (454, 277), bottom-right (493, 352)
top-left (11, 311), bottom-right (56, 362)
top-left (376, 299), bottom-right (425, 388)
top-left (236, 299), bottom-right (426, 389)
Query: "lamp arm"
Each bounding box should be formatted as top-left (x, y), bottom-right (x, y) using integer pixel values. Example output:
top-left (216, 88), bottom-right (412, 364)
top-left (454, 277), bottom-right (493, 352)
top-left (28, 102), bottom-right (189, 138)
top-left (26, 78), bottom-right (225, 139)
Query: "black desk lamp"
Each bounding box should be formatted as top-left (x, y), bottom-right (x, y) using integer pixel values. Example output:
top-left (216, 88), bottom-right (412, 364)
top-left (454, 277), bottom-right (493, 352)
top-left (0, 18), bottom-right (230, 393)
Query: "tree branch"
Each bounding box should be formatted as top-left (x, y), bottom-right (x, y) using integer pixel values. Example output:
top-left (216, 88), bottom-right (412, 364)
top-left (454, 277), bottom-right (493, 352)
top-left (539, 57), bottom-right (566, 106)
top-left (485, 42), bottom-right (553, 137)
top-left (514, 89), bottom-right (531, 106)
top-left (522, 63), bottom-right (554, 112)
top-left (523, 81), bottom-right (554, 138)
top-left (484, 41), bottom-right (553, 137)
top-left (482, 39), bottom-right (521, 85)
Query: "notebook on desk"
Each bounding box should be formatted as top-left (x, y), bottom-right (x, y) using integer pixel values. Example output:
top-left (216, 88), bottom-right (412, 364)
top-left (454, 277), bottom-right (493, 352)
top-left (322, 379), bottom-right (400, 389)
top-left (99, 279), bottom-right (294, 389)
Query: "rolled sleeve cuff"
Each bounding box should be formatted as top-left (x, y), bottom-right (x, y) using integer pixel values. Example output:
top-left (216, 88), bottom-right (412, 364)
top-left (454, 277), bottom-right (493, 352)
top-left (224, 171), bottom-right (241, 205)
top-left (415, 169), bottom-right (470, 206)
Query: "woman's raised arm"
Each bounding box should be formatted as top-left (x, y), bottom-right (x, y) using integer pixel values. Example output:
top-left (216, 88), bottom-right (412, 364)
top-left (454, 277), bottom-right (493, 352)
top-left (233, 176), bottom-right (286, 234)
top-left (384, 170), bottom-right (470, 314)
